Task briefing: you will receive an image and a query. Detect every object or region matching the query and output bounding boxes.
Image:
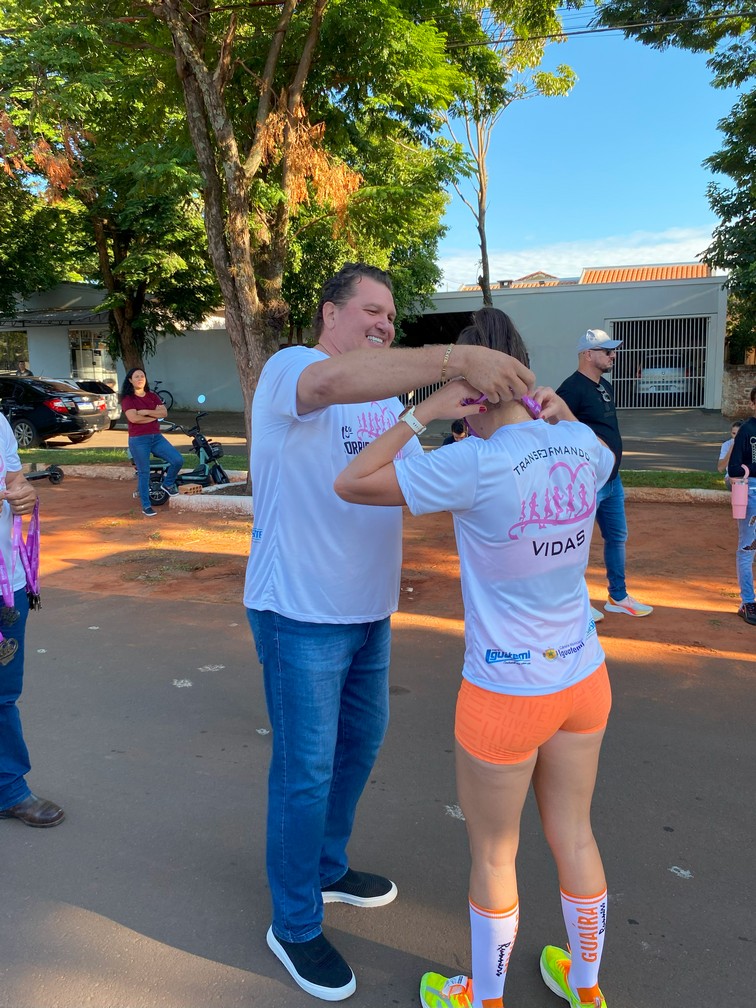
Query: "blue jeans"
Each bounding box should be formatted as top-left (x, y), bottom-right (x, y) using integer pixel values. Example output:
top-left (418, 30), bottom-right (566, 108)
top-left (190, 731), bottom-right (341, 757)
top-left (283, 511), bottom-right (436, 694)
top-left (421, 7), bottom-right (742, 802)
top-left (247, 609), bottom-right (391, 943)
top-left (0, 589), bottom-right (32, 811)
top-left (735, 478), bottom-right (756, 604)
top-left (129, 433), bottom-right (183, 510)
top-left (596, 475), bottom-right (628, 601)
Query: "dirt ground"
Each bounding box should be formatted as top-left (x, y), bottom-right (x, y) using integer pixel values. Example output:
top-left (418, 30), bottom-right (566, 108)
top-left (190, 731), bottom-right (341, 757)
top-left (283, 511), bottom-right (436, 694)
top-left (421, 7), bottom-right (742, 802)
top-left (33, 475), bottom-right (753, 663)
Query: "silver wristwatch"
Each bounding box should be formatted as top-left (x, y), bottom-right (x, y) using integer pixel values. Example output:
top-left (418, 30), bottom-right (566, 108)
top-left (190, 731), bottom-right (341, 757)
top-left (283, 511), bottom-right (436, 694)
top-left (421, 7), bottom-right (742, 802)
top-left (398, 405), bottom-right (427, 435)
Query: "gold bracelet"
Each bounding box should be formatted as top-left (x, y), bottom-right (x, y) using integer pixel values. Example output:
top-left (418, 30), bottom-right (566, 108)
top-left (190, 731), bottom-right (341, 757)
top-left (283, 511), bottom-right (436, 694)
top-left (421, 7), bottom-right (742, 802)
top-left (441, 343), bottom-right (454, 383)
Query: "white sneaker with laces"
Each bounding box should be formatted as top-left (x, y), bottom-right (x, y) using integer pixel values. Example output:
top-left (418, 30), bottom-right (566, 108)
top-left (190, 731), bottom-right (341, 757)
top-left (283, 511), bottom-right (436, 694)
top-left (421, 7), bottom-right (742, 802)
top-left (590, 606), bottom-right (604, 624)
top-left (605, 594), bottom-right (653, 617)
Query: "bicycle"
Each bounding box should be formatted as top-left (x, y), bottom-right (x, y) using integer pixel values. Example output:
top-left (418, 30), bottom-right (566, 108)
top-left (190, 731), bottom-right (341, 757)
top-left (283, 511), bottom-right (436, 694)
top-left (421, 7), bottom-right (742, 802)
top-left (152, 379), bottom-right (174, 411)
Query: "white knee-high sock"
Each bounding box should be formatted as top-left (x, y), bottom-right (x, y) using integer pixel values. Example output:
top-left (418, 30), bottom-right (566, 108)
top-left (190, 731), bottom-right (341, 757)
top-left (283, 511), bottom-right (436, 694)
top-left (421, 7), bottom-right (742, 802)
top-left (560, 887), bottom-right (607, 1000)
top-left (469, 898), bottom-right (519, 1008)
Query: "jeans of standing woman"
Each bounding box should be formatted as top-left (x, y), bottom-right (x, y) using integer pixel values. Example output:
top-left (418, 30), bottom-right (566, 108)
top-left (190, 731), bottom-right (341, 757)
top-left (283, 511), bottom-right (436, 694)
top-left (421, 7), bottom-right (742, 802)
top-left (595, 474), bottom-right (628, 601)
top-left (736, 478), bottom-right (756, 604)
top-left (0, 588), bottom-right (32, 810)
top-left (247, 609), bottom-right (391, 943)
top-left (129, 433), bottom-right (183, 510)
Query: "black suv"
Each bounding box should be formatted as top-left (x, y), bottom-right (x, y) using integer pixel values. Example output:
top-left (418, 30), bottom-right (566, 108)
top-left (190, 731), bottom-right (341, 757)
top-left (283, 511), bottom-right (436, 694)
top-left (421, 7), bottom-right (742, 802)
top-left (0, 376), bottom-right (110, 448)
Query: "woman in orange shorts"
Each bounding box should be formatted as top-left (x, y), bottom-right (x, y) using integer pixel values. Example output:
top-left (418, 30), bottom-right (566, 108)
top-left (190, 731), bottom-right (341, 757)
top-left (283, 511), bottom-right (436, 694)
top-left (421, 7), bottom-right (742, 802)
top-left (336, 308), bottom-right (615, 1008)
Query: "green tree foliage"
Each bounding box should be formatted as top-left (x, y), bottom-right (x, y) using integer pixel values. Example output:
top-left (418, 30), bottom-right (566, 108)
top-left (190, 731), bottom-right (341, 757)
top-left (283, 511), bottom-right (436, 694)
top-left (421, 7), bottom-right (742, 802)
top-left (0, 0), bottom-right (220, 367)
top-left (0, 173), bottom-right (86, 314)
top-left (595, 1), bottom-right (756, 360)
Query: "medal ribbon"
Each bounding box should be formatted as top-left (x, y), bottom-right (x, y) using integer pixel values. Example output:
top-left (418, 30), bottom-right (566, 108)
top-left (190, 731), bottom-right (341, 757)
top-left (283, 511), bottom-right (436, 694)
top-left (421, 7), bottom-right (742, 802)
top-left (15, 499), bottom-right (40, 599)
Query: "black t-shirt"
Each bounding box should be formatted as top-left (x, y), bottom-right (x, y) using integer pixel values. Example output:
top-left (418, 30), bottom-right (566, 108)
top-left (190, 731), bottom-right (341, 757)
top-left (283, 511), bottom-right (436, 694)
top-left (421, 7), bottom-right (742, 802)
top-left (556, 370), bottom-right (622, 481)
top-left (727, 416), bottom-right (756, 478)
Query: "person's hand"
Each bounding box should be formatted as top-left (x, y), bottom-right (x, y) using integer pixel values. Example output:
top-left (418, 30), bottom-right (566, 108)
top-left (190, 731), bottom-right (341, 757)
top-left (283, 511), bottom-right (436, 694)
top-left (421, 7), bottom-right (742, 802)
top-left (455, 346), bottom-right (535, 403)
top-left (531, 386), bottom-right (577, 424)
top-left (415, 378), bottom-right (489, 425)
top-left (2, 478), bottom-right (37, 516)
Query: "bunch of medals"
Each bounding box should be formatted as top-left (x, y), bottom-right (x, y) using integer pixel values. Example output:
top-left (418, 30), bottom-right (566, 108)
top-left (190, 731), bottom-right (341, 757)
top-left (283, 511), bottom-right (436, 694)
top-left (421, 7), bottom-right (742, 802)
top-left (0, 499), bottom-right (40, 666)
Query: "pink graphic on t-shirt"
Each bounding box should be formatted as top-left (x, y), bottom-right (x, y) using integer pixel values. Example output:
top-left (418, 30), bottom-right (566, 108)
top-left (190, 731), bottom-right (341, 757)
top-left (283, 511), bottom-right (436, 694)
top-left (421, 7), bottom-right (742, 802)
top-left (356, 402), bottom-right (399, 440)
top-left (508, 461), bottom-right (596, 539)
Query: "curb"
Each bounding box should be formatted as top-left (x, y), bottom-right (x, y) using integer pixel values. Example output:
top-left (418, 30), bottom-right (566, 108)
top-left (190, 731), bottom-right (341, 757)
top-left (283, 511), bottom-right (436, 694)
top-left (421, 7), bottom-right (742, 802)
top-left (624, 487), bottom-right (730, 505)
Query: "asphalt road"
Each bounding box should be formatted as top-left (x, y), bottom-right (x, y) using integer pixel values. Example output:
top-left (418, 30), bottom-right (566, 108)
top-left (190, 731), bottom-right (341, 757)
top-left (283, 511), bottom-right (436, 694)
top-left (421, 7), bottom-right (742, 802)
top-left (2, 587), bottom-right (753, 1008)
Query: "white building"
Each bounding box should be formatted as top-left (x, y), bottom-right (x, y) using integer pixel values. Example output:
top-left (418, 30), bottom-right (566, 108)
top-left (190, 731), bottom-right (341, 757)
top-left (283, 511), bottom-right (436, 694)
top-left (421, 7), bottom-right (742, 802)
top-left (0, 263), bottom-right (728, 412)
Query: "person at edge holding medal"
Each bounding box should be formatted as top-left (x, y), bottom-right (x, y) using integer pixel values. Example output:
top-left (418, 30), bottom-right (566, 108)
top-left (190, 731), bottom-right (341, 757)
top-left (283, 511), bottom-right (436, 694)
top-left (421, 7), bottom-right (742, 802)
top-left (336, 308), bottom-right (615, 1008)
top-left (0, 412), bottom-right (64, 827)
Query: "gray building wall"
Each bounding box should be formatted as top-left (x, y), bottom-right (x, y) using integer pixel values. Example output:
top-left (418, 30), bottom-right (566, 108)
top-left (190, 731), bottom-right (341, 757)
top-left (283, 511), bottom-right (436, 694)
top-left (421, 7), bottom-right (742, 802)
top-left (428, 276), bottom-right (727, 408)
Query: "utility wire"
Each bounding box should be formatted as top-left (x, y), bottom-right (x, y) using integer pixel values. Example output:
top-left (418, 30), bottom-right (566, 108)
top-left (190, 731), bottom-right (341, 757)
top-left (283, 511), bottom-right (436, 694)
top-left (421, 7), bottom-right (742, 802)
top-left (442, 11), bottom-right (752, 49)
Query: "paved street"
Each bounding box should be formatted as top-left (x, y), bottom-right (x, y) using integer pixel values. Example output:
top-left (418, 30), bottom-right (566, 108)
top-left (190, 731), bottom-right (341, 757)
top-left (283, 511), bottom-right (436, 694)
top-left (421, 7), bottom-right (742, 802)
top-left (2, 583), bottom-right (753, 1008)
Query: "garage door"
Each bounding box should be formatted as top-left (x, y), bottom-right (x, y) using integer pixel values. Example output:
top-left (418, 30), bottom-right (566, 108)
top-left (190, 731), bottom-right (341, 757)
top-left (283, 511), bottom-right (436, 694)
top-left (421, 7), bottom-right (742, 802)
top-left (609, 317), bottom-right (708, 408)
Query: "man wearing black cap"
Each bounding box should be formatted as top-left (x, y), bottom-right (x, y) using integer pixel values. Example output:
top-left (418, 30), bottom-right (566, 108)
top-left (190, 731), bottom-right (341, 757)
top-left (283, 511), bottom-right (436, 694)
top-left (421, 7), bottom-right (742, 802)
top-left (557, 328), bottom-right (653, 619)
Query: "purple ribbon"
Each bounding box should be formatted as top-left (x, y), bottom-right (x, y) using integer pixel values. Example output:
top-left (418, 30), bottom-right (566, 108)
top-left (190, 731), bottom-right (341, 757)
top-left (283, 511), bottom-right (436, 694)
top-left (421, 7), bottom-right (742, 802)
top-left (15, 499), bottom-right (40, 598)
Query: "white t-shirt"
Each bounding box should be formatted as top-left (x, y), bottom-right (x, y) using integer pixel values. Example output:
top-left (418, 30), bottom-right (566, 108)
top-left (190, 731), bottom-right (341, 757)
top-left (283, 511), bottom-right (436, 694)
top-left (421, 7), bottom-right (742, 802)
top-left (0, 414), bottom-right (26, 592)
top-left (244, 346), bottom-right (422, 623)
top-left (719, 437), bottom-right (733, 461)
top-left (395, 419), bottom-right (614, 695)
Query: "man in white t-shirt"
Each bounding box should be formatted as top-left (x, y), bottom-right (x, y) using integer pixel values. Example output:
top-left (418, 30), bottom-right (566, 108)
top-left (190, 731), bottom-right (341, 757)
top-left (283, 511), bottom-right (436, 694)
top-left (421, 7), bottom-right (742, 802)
top-left (244, 263), bottom-right (534, 1001)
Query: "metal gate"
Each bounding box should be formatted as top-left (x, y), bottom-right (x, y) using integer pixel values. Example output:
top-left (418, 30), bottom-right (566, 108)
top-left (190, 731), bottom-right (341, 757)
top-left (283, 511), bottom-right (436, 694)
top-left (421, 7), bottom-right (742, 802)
top-left (609, 317), bottom-right (708, 408)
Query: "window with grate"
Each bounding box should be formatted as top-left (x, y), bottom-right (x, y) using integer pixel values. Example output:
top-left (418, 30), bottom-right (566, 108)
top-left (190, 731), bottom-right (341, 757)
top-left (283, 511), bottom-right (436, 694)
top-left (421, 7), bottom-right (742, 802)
top-left (609, 317), bottom-right (709, 408)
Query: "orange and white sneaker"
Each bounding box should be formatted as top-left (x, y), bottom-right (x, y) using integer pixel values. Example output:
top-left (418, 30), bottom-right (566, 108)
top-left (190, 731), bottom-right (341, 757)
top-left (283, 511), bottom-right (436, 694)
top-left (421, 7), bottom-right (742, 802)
top-left (604, 593), bottom-right (653, 617)
top-left (419, 972), bottom-right (475, 1008)
top-left (540, 945), bottom-right (607, 1007)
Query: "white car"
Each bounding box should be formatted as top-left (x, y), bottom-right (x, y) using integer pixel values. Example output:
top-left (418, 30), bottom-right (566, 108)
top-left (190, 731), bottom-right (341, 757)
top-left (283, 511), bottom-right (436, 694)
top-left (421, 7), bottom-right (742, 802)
top-left (72, 380), bottom-right (121, 428)
top-left (636, 353), bottom-right (688, 402)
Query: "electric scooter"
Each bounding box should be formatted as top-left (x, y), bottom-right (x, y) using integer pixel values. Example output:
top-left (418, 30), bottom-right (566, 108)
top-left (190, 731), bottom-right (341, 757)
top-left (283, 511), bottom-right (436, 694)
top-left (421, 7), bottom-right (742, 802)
top-left (131, 408), bottom-right (230, 507)
top-left (27, 465), bottom-right (64, 484)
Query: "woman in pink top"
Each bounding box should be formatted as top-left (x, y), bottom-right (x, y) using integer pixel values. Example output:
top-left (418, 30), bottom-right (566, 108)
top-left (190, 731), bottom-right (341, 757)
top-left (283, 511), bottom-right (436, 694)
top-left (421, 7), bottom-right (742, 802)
top-left (120, 368), bottom-right (183, 517)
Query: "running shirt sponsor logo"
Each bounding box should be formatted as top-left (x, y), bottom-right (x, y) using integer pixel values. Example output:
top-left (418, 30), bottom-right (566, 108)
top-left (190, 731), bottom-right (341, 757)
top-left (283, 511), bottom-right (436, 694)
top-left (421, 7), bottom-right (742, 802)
top-left (542, 638), bottom-right (585, 661)
top-left (251, 527), bottom-right (262, 541)
top-left (485, 649), bottom-right (532, 665)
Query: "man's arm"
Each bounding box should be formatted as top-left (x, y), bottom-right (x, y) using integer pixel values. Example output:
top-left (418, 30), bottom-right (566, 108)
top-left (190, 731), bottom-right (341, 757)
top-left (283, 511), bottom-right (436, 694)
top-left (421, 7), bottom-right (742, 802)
top-left (296, 344), bottom-right (534, 415)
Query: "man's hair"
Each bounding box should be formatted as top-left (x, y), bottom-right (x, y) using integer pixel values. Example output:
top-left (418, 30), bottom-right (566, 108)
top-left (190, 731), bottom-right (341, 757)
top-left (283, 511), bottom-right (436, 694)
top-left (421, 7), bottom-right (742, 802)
top-left (456, 305), bottom-right (530, 367)
top-left (451, 419), bottom-right (465, 435)
top-left (312, 262), bottom-right (393, 337)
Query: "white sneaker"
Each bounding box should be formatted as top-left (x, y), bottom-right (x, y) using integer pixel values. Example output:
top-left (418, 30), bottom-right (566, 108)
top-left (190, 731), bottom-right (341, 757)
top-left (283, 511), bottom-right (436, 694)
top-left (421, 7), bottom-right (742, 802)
top-left (590, 606), bottom-right (604, 624)
top-left (605, 594), bottom-right (653, 617)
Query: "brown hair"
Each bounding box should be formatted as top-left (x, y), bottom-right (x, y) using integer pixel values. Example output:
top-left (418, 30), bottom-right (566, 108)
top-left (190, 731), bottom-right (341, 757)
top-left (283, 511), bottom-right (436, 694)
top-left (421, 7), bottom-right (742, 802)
top-left (312, 263), bottom-right (393, 337)
top-left (456, 306), bottom-right (530, 367)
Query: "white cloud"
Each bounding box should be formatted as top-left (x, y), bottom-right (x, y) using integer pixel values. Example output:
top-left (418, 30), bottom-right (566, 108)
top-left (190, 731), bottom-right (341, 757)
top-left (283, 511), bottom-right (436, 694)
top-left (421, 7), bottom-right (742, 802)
top-left (436, 226), bottom-right (720, 291)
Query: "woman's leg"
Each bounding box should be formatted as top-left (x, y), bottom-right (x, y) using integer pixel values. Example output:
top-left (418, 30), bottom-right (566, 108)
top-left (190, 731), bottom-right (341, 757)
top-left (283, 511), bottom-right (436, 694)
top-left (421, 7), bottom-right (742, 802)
top-left (151, 433), bottom-right (184, 489)
top-left (533, 728), bottom-right (607, 1004)
top-left (455, 743), bottom-right (536, 1007)
top-left (128, 436), bottom-right (153, 510)
top-left (532, 728), bottom-right (606, 896)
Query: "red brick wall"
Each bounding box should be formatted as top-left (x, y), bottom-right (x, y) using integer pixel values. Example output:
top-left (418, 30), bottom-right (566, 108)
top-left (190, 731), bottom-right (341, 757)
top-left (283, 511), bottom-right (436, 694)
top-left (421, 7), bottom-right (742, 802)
top-left (722, 365), bottom-right (756, 417)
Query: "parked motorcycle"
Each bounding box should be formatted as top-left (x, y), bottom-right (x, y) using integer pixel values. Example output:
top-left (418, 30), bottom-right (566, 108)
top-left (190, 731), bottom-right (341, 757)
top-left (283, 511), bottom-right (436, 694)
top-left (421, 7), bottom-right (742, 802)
top-left (132, 409), bottom-right (230, 506)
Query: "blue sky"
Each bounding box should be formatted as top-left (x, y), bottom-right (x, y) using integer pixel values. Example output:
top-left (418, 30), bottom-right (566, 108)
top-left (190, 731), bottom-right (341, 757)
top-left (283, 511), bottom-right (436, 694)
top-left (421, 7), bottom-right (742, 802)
top-left (436, 16), bottom-right (740, 290)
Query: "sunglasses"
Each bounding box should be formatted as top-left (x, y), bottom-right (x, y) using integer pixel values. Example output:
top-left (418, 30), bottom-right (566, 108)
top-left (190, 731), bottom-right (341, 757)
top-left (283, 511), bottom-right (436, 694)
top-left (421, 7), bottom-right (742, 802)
top-left (596, 385), bottom-right (612, 403)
